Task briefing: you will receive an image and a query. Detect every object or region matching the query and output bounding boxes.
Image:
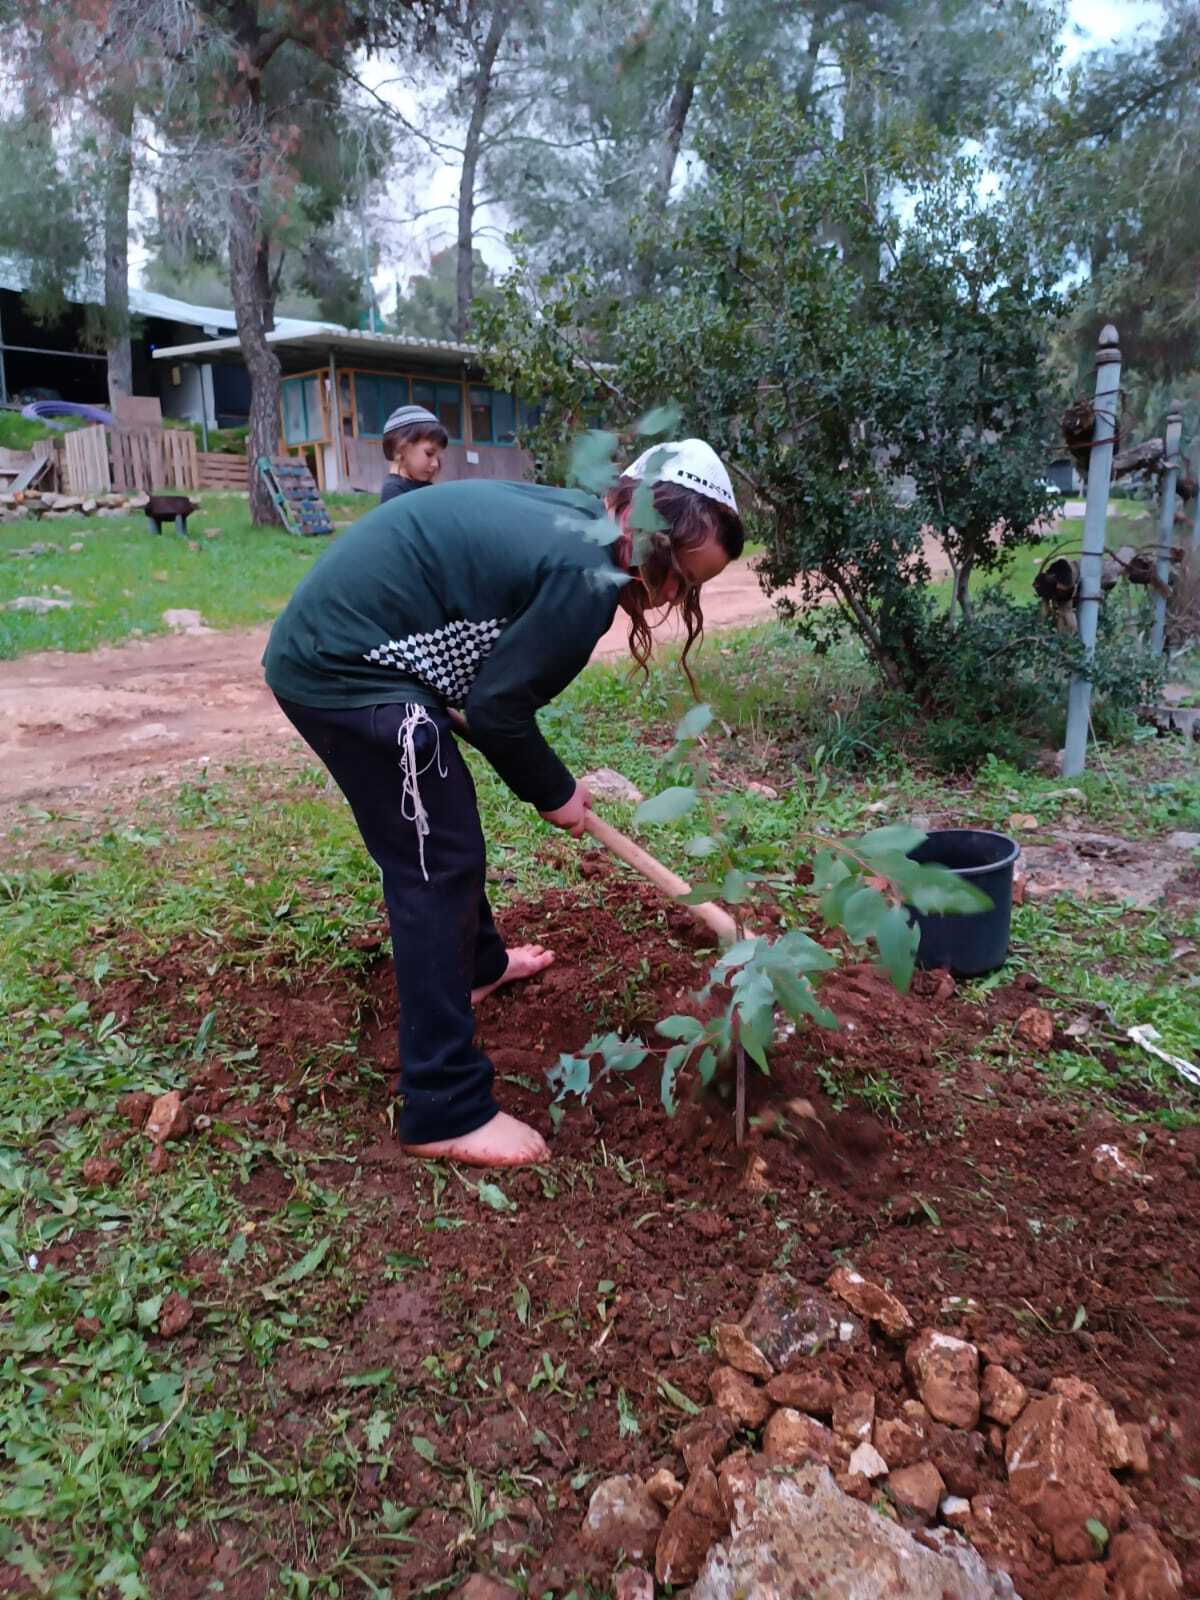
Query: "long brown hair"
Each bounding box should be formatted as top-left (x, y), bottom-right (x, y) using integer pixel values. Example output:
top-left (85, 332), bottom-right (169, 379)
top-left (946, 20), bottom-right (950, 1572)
top-left (607, 475), bottom-right (745, 689)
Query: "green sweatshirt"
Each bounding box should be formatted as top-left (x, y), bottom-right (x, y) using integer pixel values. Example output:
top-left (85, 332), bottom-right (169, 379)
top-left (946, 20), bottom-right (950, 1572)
top-left (263, 479), bottom-right (624, 812)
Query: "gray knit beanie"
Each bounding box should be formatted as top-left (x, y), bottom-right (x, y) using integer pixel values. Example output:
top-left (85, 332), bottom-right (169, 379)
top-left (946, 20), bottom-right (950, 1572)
top-left (383, 404), bottom-right (441, 436)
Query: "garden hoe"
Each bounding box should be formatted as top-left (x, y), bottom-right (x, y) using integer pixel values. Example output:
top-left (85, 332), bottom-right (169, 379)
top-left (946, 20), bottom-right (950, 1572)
top-left (582, 811), bottom-right (740, 950)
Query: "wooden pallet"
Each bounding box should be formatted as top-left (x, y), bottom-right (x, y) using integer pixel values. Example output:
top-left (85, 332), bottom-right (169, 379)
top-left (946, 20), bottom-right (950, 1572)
top-left (258, 455), bottom-right (334, 536)
top-left (198, 452), bottom-right (250, 491)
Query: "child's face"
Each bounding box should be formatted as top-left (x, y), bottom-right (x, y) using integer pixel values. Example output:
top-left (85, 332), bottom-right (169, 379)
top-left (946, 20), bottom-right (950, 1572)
top-left (396, 437), bottom-right (444, 484)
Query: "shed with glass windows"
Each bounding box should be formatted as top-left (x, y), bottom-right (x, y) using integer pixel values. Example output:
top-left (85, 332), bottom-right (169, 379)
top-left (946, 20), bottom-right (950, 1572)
top-left (151, 325), bottom-right (537, 494)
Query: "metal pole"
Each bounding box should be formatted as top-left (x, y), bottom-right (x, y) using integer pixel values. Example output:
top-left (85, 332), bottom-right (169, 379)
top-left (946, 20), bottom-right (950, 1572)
top-left (1063, 324), bottom-right (1121, 778)
top-left (1150, 403), bottom-right (1183, 655)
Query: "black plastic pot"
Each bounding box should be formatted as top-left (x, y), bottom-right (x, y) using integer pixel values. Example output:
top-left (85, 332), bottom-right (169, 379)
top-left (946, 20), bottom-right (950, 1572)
top-left (906, 829), bottom-right (1021, 977)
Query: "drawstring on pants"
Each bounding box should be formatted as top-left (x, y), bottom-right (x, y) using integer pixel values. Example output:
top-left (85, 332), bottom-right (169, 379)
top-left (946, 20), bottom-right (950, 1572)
top-left (398, 705), bottom-right (447, 882)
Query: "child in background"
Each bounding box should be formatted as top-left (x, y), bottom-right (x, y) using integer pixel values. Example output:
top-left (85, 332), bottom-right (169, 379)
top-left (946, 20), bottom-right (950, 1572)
top-left (381, 404), bottom-right (448, 502)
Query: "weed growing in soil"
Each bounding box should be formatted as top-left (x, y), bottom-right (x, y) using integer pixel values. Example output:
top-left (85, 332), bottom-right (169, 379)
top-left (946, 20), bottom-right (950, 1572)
top-left (547, 704), bottom-right (989, 1139)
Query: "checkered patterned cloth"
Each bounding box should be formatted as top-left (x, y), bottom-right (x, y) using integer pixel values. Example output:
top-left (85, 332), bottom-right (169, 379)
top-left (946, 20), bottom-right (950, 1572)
top-left (363, 617), bottom-right (506, 706)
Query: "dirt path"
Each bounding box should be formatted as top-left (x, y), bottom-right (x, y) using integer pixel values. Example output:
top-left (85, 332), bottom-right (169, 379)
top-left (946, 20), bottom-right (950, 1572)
top-left (0, 558), bottom-right (806, 811)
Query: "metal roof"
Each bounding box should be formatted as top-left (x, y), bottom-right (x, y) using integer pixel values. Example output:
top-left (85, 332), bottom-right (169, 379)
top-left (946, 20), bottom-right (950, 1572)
top-left (151, 325), bottom-right (480, 364)
top-left (1, 256), bottom-right (341, 341)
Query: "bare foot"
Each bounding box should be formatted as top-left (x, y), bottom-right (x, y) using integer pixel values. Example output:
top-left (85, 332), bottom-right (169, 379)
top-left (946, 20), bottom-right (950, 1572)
top-left (471, 943), bottom-right (555, 1005)
top-left (402, 1110), bottom-right (549, 1168)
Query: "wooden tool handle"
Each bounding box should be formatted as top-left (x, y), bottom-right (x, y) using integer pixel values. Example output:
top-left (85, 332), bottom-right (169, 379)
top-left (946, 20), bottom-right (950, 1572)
top-left (582, 811), bottom-right (739, 949)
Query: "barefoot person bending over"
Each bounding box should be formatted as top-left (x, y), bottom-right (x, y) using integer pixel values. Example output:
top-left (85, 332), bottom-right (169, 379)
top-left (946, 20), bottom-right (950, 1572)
top-left (263, 440), bottom-right (744, 1167)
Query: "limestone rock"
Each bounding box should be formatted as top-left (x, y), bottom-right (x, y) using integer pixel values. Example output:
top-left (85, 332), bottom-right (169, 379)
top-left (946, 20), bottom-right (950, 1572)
top-left (887, 1461), bottom-right (945, 1521)
top-left (1005, 1390), bottom-right (1128, 1563)
top-left (966, 1491), bottom-right (1051, 1586)
top-left (580, 767), bottom-right (644, 805)
top-left (942, 1495), bottom-right (972, 1526)
top-left (762, 1408), bottom-right (841, 1469)
top-left (848, 1442), bottom-right (888, 1480)
top-left (833, 1389), bottom-right (876, 1444)
top-left (5, 594), bottom-right (73, 612)
top-left (1015, 1006), bottom-right (1055, 1050)
top-left (1090, 1145), bottom-right (1151, 1185)
top-left (581, 1475), bottom-right (663, 1562)
top-left (162, 607), bottom-right (212, 636)
top-left (645, 1468), bottom-right (683, 1509)
top-left (1049, 1378), bottom-right (1131, 1469)
top-left (827, 1265), bottom-right (914, 1337)
top-left (875, 1416), bottom-right (928, 1469)
top-left (905, 1330), bottom-right (981, 1429)
top-left (981, 1365), bottom-right (1029, 1426)
top-left (612, 1570), bottom-right (654, 1600)
top-left (145, 1090), bottom-right (190, 1144)
top-left (739, 1276), bottom-right (862, 1372)
top-left (765, 1370), bottom-right (843, 1414)
top-left (675, 1408), bottom-right (736, 1476)
top-left (1108, 1525), bottom-right (1183, 1599)
top-left (926, 1423), bottom-right (988, 1499)
top-left (713, 1321), bottom-right (773, 1380)
top-left (1120, 1424), bottom-right (1150, 1476)
top-left (656, 1467), bottom-right (727, 1587)
top-left (693, 1464), bottom-right (1019, 1600)
top-left (709, 1365), bottom-right (771, 1430)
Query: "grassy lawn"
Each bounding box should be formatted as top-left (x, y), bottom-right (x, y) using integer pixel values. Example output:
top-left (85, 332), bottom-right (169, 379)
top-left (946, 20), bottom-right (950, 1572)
top-left (1, 627), bottom-right (1197, 1594)
top-left (0, 492), bottom-right (376, 660)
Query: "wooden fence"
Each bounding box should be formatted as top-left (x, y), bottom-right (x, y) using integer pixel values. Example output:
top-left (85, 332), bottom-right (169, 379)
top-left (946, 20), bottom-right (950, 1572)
top-left (197, 452), bottom-right (250, 490)
top-left (64, 426), bottom-right (112, 493)
top-left (63, 426), bottom-right (203, 495)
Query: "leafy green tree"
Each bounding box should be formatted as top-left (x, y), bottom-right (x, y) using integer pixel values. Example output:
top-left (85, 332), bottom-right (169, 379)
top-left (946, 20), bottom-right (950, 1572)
top-left (483, 92), bottom-right (1062, 703)
top-left (390, 247), bottom-right (501, 340)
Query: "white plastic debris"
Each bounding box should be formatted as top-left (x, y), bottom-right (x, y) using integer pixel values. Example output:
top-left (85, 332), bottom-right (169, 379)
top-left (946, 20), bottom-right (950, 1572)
top-left (1127, 1024), bottom-right (1200, 1089)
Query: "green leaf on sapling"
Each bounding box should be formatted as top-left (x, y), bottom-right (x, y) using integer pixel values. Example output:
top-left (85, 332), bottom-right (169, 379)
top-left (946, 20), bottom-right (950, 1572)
top-left (874, 903), bottom-right (918, 993)
top-left (546, 1052), bottom-right (594, 1102)
top-left (721, 868), bottom-right (753, 903)
top-left (635, 402), bottom-right (683, 435)
top-left (841, 885), bottom-right (890, 943)
top-left (853, 824), bottom-right (928, 858)
top-left (656, 1015), bottom-right (705, 1042)
top-left (660, 1043), bottom-right (691, 1116)
top-left (811, 850), bottom-right (852, 891)
top-left (634, 786), bottom-right (699, 825)
top-left (568, 428), bottom-right (619, 493)
top-left (904, 864), bottom-right (992, 915)
top-left (679, 881), bottom-right (726, 904)
top-left (675, 702), bottom-right (714, 742)
top-left (685, 834), bottom-right (718, 857)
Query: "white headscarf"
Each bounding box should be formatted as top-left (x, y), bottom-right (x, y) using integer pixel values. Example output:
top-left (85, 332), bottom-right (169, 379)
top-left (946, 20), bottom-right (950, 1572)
top-left (622, 437), bottom-right (738, 512)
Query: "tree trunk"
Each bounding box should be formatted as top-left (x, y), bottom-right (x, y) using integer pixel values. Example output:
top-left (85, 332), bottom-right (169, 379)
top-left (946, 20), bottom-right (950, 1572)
top-left (456, 1), bottom-right (514, 342)
top-left (102, 93), bottom-right (135, 410)
top-left (638, 0), bottom-right (714, 289)
top-left (229, 162), bottom-right (283, 526)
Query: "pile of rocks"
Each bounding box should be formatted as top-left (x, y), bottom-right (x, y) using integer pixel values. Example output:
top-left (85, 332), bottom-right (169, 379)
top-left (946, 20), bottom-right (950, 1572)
top-left (0, 490), bottom-right (146, 525)
top-left (579, 1269), bottom-right (1181, 1600)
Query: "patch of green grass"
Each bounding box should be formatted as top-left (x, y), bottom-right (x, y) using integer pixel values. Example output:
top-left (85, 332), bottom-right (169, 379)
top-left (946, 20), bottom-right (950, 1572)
top-left (0, 491), bottom-right (378, 659)
top-left (0, 413), bottom-right (87, 451)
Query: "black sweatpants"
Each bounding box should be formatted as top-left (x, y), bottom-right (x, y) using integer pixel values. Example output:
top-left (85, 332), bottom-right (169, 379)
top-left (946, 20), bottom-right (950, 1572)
top-left (275, 696), bottom-right (508, 1144)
